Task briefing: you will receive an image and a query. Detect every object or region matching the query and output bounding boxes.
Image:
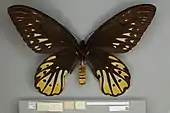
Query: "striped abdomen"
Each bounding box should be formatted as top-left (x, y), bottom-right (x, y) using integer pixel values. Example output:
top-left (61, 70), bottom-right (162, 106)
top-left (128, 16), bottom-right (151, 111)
top-left (78, 61), bottom-right (86, 85)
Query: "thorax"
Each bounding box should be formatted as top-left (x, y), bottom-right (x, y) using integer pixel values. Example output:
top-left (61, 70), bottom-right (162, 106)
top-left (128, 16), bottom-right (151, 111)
top-left (78, 40), bottom-right (88, 58)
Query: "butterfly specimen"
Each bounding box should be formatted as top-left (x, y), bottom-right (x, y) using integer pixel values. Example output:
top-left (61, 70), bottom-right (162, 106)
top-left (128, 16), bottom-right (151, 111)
top-left (8, 4), bottom-right (156, 97)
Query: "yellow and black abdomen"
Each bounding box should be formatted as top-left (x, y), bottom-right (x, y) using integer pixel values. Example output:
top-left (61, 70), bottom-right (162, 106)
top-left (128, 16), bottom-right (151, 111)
top-left (78, 61), bottom-right (86, 85)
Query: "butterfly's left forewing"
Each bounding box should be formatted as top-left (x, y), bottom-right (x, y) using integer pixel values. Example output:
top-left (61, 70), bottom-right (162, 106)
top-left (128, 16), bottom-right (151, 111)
top-left (35, 49), bottom-right (78, 96)
top-left (86, 4), bottom-right (156, 53)
top-left (87, 49), bottom-right (130, 96)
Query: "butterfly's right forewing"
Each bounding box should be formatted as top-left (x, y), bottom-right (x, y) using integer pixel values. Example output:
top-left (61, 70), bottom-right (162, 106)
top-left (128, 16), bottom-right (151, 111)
top-left (8, 5), bottom-right (78, 54)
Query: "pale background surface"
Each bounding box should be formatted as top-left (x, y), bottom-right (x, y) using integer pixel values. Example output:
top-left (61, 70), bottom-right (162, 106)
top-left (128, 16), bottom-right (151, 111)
top-left (0, 0), bottom-right (169, 113)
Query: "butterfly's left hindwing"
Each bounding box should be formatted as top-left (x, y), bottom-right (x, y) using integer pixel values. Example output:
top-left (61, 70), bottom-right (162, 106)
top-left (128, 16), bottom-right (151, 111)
top-left (87, 49), bottom-right (130, 96)
top-left (35, 49), bottom-right (78, 96)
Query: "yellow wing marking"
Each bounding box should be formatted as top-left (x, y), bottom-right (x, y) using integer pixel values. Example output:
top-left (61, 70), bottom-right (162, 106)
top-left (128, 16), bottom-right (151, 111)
top-left (46, 56), bottom-right (56, 61)
top-left (114, 69), bottom-right (129, 79)
top-left (40, 62), bottom-right (53, 70)
top-left (108, 73), bottom-right (121, 95)
top-left (52, 70), bottom-right (68, 95)
top-left (111, 62), bottom-right (125, 70)
top-left (108, 56), bottom-right (118, 61)
top-left (96, 69), bottom-right (129, 96)
top-left (36, 73), bottom-right (52, 92)
top-left (43, 73), bottom-right (56, 95)
top-left (36, 69), bottom-right (50, 79)
top-left (97, 70), bottom-right (102, 88)
top-left (114, 74), bottom-right (128, 91)
top-left (36, 69), bottom-right (69, 95)
top-left (102, 70), bottom-right (111, 94)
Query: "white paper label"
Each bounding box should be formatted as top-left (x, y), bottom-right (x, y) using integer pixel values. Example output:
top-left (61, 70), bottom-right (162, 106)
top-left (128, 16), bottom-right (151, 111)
top-left (37, 102), bottom-right (63, 112)
top-left (109, 106), bottom-right (129, 112)
top-left (75, 101), bottom-right (86, 110)
top-left (64, 101), bottom-right (75, 110)
top-left (28, 101), bottom-right (36, 109)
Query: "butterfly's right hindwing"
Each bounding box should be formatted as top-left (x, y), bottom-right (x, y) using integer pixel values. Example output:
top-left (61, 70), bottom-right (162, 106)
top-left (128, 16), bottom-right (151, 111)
top-left (35, 49), bottom-right (78, 96)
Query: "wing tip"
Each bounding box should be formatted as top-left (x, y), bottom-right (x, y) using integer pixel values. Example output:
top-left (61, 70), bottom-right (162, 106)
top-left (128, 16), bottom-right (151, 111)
top-left (136, 4), bottom-right (156, 12)
top-left (8, 5), bottom-right (36, 14)
top-left (8, 5), bottom-right (25, 15)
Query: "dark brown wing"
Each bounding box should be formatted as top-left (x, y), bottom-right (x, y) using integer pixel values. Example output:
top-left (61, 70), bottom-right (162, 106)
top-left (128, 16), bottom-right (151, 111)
top-left (87, 49), bottom-right (130, 96)
top-left (8, 5), bottom-right (78, 54)
top-left (35, 49), bottom-right (78, 96)
top-left (86, 4), bottom-right (156, 53)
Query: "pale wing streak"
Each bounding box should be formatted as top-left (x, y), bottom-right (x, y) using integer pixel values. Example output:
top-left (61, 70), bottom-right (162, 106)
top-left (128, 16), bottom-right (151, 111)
top-left (109, 72), bottom-right (123, 92)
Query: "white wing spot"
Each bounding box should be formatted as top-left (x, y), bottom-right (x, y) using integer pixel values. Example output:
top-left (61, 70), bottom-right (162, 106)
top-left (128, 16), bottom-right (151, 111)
top-left (123, 48), bottom-right (128, 50)
top-left (37, 48), bottom-right (41, 51)
top-left (45, 43), bottom-right (52, 46)
top-left (18, 20), bottom-right (22, 22)
top-left (48, 46), bottom-right (52, 49)
top-left (116, 38), bottom-right (126, 42)
top-left (56, 66), bottom-right (59, 69)
top-left (134, 34), bottom-right (137, 37)
top-left (25, 30), bottom-right (27, 32)
top-left (113, 43), bottom-right (120, 46)
top-left (123, 33), bottom-right (131, 37)
top-left (35, 46), bottom-right (39, 49)
top-left (27, 35), bottom-right (30, 38)
top-left (27, 23), bottom-right (33, 26)
top-left (129, 28), bottom-right (133, 31)
top-left (31, 29), bottom-right (35, 31)
top-left (125, 19), bottom-right (128, 22)
top-left (130, 40), bottom-right (134, 43)
top-left (125, 45), bottom-right (130, 48)
top-left (38, 38), bottom-right (48, 43)
top-left (34, 33), bottom-right (42, 37)
top-left (106, 67), bottom-right (109, 69)
top-left (131, 23), bottom-right (136, 25)
top-left (137, 29), bottom-right (140, 31)
top-left (30, 41), bottom-right (34, 44)
top-left (142, 19), bottom-right (147, 21)
top-left (113, 46), bottom-right (117, 48)
top-left (36, 20), bottom-right (40, 23)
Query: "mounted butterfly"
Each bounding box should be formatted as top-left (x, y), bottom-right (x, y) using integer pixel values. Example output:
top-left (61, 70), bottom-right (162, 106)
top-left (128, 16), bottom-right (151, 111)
top-left (8, 4), bottom-right (156, 96)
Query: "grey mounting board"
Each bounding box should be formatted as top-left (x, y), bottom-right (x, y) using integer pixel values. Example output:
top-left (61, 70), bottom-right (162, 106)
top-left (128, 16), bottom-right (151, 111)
top-left (19, 100), bottom-right (146, 113)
